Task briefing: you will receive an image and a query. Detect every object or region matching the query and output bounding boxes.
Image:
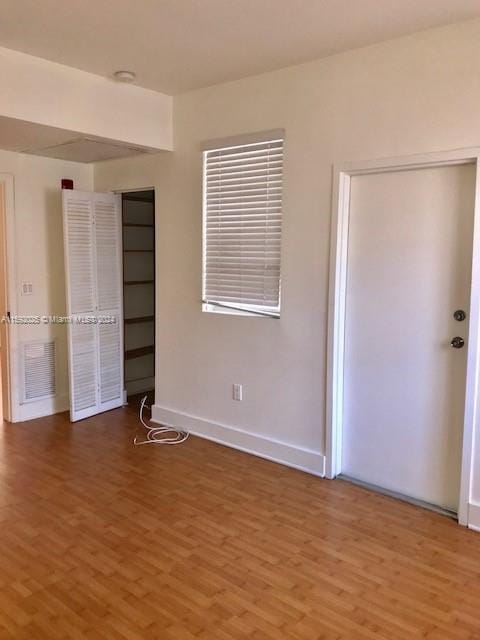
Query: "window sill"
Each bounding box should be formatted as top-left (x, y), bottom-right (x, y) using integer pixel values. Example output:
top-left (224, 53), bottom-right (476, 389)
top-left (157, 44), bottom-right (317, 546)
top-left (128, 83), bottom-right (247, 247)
top-left (202, 303), bottom-right (279, 318)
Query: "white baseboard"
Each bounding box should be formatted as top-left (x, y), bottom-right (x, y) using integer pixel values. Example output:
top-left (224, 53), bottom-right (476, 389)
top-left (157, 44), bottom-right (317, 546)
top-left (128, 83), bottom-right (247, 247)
top-left (15, 394), bottom-right (69, 422)
top-left (151, 405), bottom-right (325, 477)
top-left (468, 502), bottom-right (480, 532)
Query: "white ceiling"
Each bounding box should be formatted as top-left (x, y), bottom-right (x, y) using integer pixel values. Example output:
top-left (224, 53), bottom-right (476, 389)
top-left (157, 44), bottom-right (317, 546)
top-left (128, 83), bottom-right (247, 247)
top-left (1, 0), bottom-right (479, 95)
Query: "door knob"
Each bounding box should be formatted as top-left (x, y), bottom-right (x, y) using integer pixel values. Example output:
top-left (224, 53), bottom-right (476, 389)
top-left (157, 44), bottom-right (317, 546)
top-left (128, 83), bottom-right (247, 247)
top-left (453, 309), bottom-right (466, 321)
top-left (451, 336), bottom-right (465, 349)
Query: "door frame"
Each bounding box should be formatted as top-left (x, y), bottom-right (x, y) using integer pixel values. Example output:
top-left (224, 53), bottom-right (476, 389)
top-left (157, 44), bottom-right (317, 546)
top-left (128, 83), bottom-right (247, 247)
top-left (326, 148), bottom-right (480, 526)
top-left (0, 174), bottom-right (18, 422)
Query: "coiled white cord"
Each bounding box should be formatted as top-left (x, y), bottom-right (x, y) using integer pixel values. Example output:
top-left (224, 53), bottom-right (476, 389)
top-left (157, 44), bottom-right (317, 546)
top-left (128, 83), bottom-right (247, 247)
top-left (134, 395), bottom-right (189, 446)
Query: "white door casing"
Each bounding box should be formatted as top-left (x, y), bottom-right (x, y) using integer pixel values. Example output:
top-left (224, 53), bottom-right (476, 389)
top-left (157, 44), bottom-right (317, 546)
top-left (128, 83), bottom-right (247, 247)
top-left (326, 149), bottom-right (480, 527)
top-left (0, 175), bottom-right (17, 422)
top-left (62, 190), bottom-right (123, 422)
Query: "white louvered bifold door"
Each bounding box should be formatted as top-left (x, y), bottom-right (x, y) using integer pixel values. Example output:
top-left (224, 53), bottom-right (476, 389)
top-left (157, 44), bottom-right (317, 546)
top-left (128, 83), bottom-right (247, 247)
top-left (203, 138), bottom-right (283, 315)
top-left (62, 190), bottom-right (124, 422)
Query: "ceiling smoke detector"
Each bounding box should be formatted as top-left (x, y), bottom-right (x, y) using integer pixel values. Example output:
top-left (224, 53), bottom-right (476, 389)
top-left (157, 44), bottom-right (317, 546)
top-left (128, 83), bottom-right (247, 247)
top-left (113, 70), bottom-right (136, 83)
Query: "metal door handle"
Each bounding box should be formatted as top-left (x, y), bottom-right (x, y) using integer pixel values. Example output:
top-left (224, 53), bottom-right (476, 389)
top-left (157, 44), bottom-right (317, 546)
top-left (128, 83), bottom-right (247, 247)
top-left (451, 336), bottom-right (465, 349)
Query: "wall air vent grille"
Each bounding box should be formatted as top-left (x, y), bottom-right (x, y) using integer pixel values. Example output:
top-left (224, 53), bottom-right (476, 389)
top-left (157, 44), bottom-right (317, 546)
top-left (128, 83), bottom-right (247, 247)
top-left (23, 340), bottom-right (56, 402)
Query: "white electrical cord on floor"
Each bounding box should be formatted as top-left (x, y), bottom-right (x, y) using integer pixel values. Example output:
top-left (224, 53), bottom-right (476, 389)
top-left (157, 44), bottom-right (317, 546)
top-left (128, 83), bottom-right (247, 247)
top-left (134, 395), bottom-right (189, 446)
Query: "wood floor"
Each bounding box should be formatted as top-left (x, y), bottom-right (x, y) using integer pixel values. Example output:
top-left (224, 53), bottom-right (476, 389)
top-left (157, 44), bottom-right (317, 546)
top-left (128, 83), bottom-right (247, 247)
top-left (0, 408), bottom-right (479, 639)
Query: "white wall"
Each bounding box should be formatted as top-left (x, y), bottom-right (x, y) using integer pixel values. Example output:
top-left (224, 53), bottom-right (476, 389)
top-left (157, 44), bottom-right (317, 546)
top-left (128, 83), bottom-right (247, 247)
top-left (94, 19), bottom-right (480, 506)
top-left (0, 150), bottom-right (93, 419)
top-left (0, 46), bottom-right (173, 151)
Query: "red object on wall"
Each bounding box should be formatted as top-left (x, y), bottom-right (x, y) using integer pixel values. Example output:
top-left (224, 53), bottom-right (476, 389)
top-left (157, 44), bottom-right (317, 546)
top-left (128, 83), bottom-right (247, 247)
top-left (61, 179), bottom-right (74, 190)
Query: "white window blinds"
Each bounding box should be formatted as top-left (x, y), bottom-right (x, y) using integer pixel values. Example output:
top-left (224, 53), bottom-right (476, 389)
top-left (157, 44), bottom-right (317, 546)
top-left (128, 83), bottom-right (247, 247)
top-left (203, 137), bottom-right (283, 317)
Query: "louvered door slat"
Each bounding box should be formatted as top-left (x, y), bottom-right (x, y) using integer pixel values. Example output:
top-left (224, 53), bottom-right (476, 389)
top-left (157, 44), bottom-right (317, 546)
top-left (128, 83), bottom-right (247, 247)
top-left (63, 190), bottom-right (98, 420)
top-left (70, 323), bottom-right (97, 412)
top-left (98, 320), bottom-right (122, 403)
top-left (65, 198), bottom-right (95, 313)
top-left (95, 196), bottom-right (123, 408)
top-left (95, 199), bottom-right (121, 311)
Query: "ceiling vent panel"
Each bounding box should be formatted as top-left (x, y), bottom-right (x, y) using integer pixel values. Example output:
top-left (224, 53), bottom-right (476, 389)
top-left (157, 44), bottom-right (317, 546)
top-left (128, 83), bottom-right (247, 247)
top-left (27, 138), bottom-right (149, 163)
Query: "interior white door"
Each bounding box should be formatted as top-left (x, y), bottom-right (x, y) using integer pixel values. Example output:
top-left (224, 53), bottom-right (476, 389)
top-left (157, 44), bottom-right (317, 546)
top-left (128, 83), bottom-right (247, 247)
top-left (63, 190), bottom-right (123, 422)
top-left (342, 164), bottom-right (475, 512)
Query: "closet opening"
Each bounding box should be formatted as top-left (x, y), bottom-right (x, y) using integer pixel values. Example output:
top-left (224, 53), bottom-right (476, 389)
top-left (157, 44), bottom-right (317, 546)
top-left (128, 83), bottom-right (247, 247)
top-left (122, 189), bottom-right (155, 409)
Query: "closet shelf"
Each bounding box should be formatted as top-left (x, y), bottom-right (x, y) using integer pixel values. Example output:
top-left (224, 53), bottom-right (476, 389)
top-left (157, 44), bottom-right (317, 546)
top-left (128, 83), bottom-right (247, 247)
top-left (123, 194), bottom-right (154, 204)
top-left (125, 315), bottom-right (155, 324)
top-left (125, 345), bottom-right (155, 360)
top-left (123, 223), bottom-right (154, 228)
top-left (125, 374), bottom-right (155, 383)
top-left (123, 249), bottom-right (154, 253)
top-left (124, 280), bottom-right (154, 285)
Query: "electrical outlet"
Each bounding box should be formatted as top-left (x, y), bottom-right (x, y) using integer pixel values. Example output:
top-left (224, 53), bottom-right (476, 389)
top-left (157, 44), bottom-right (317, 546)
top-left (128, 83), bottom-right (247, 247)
top-left (21, 282), bottom-right (33, 296)
top-left (232, 383), bottom-right (243, 401)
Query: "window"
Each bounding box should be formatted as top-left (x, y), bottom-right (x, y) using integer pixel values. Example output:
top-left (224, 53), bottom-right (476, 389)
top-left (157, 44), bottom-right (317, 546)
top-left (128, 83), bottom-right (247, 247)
top-left (202, 136), bottom-right (284, 317)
